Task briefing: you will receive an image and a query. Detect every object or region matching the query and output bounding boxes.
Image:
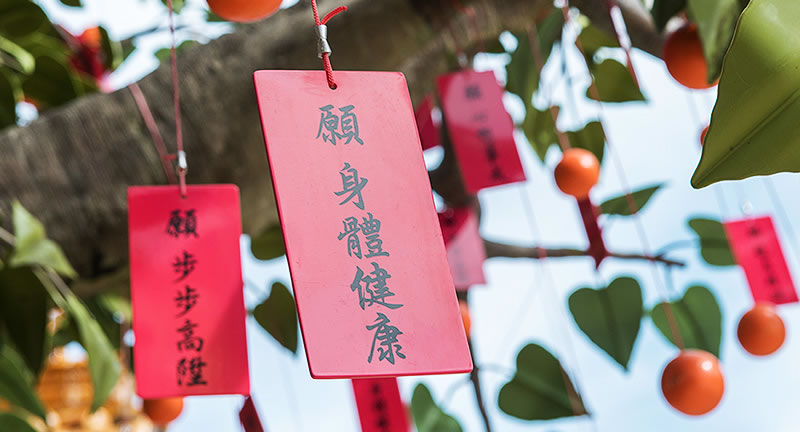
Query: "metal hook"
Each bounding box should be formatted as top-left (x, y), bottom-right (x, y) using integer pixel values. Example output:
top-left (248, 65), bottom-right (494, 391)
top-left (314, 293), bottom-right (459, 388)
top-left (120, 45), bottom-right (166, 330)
top-left (315, 25), bottom-right (332, 59)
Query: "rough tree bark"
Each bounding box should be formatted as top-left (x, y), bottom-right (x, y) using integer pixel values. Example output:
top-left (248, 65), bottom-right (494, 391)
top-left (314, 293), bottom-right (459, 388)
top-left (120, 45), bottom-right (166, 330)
top-left (0, 0), bottom-right (662, 286)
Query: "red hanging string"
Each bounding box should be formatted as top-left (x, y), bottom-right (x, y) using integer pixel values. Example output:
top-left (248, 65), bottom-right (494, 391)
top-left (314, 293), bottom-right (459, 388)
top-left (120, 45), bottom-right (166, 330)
top-left (127, 82), bottom-right (177, 185)
top-left (602, 0), bottom-right (639, 86)
top-left (166, 0), bottom-right (186, 197)
top-left (311, 0), bottom-right (347, 89)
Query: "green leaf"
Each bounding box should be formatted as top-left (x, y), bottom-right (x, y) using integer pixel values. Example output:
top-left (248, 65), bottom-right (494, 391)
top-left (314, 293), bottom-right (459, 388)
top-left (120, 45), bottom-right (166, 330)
top-left (576, 16), bottom-right (619, 63)
top-left (568, 277), bottom-right (643, 370)
top-left (0, 35), bottom-right (36, 74)
top-left (0, 344), bottom-right (46, 419)
top-left (58, 0), bottom-right (82, 7)
top-left (250, 224), bottom-right (286, 261)
top-left (0, 70), bottom-right (17, 129)
top-left (690, 0), bottom-right (800, 188)
top-left (650, 285), bottom-right (723, 357)
top-left (0, 413), bottom-right (38, 432)
top-left (9, 201), bottom-right (77, 278)
top-left (85, 294), bottom-right (131, 350)
top-left (599, 184), bottom-right (664, 216)
top-left (566, 120), bottom-right (605, 164)
top-left (687, 0), bottom-right (745, 84)
top-left (97, 26), bottom-right (122, 71)
top-left (498, 343), bottom-right (587, 420)
top-left (37, 270), bottom-right (120, 411)
top-left (586, 59), bottom-right (645, 103)
top-left (651, 0), bottom-right (687, 31)
top-left (411, 383), bottom-right (462, 432)
top-left (0, 267), bottom-right (49, 376)
top-left (253, 282), bottom-right (298, 354)
top-left (161, 0), bottom-right (185, 13)
top-left (521, 105), bottom-right (557, 162)
top-left (21, 55), bottom-right (82, 110)
top-left (505, 8), bottom-right (564, 103)
top-left (0, 1), bottom-right (47, 40)
top-left (688, 217), bottom-right (735, 266)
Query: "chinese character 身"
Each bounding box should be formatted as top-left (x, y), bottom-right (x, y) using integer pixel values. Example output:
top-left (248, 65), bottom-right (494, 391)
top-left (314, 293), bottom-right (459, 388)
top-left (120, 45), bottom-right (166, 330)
top-left (366, 312), bottom-right (405, 364)
top-left (177, 356), bottom-right (208, 386)
top-left (166, 209), bottom-right (198, 238)
top-left (173, 250), bottom-right (197, 281)
top-left (175, 285), bottom-right (199, 317)
top-left (350, 263), bottom-right (402, 310)
top-left (335, 163), bottom-right (368, 210)
top-left (177, 319), bottom-right (204, 352)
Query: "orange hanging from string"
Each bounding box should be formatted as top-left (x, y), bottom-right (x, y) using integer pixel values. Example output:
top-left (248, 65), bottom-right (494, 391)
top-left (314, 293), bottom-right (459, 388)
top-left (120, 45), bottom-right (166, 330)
top-left (737, 302), bottom-right (786, 356)
top-left (660, 349), bottom-right (724, 416)
top-left (207, 0), bottom-right (282, 22)
top-left (143, 398), bottom-right (184, 426)
top-left (554, 148), bottom-right (601, 199)
top-left (663, 24), bottom-right (716, 89)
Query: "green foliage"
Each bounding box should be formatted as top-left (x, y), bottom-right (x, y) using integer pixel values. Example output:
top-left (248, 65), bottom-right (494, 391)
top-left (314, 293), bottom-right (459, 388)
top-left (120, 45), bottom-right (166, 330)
top-left (691, 0), bottom-right (800, 188)
top-left (521, 106), bottom-right (557, 162)
top-left (9, 201), bottom-right (77, 278)
top-left (253, 282), bottom-right (298, 354)
top-left (688, 217), bottom-right (735, 266)
top-left (250, 223), bottom-right (286, 261)
top-left (599, 184), bottom-right (664, 216)
top-left (0, 1), bottom-right (48, 40)
top-left (567, 120), bottom-right (605, 164)
top-left (498, 344), bottom-right (587, 420)
top-left (568, 277), bottom-right (643, 370)
top-left (576, 17), bottom-right (619, 63)
top-left (650, 285), bottom-right (722, 357)
top-left (411, 383), bottom-right (462, 432)
top-left (0, 267), bottom-right (48, 375)
top-left (0, 344), bottom-right (46, 419)
top-left (650, 0), bottom-right (686, 31)
top-left (86, 293), bottom-right (131, 350)
top-left (686, 0), bottom-right (745, 84)
top-left (0, 413), bottom-right (38, 432)
top-left (505, 8), bottom-right (564, 104)
top-left (58, 0), bottom-right (82, 7)
top-left (586, 59), bottom-right (645, 103)
top-left (0, 71), bottom-right (17, 128)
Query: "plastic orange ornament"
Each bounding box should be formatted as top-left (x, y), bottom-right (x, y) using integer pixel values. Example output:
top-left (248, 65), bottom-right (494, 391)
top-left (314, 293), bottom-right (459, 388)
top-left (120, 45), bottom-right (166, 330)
top-left (737, 302), bottom-right (785, 356)
top-left (554, 148), bottom-right (600, 199)
top-left (661, 349), bottom-right (724, 416)
top-left (143, 398), bottom-right (184, 426)
top-left (459, 300), bottom-right (471, 338)
top-left (663, 24), bottom-right (715, 89)
top-left (207, 0), bottom-right (282, 22)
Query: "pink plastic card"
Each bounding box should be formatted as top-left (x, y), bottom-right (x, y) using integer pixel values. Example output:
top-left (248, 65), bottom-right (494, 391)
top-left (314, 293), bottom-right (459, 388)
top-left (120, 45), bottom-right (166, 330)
top-left (128, 185), bottom-right (250, 398)
top-left (436, 69), bottom-right (526, 193)
top-left (438, 208), bottom-right (486, 290)
top-left (724, 216), bottom-right (798, 304)
top-left (352, 378), bottom-right (410, 432)
top-left (253, 70), bottom-right (472, 378)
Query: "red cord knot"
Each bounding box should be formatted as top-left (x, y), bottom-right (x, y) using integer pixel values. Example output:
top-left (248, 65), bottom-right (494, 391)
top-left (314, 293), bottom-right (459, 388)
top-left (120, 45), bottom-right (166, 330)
top-left (311, 0), bottom-right (347, 89)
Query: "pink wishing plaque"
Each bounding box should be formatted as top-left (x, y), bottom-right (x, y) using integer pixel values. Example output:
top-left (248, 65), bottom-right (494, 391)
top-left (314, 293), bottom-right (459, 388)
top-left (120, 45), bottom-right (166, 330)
top-left (352, 378), bottom-right (410, 432)
top-left (415, 94), bottom-right (441, 151)
top-left (724, 215), bottom-right (799, 305)
top-left (438, 208), bottom-right (487, 290)
top-left (253, 70), bottom-right (472, 379)
top-left (128, 185), bottom-right (250, 398)
top-left (436, 69), bottom-right (526, 193)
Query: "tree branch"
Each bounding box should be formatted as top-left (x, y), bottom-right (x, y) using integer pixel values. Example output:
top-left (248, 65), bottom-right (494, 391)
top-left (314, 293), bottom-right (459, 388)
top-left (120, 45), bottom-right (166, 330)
top-left (484, 240), bottom-right (685, 267)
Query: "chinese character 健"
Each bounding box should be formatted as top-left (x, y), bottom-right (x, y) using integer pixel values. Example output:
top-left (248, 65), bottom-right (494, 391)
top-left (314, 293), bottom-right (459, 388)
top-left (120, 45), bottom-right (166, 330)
top-left (335, 162), bottom-right (369, 210)
top-left (350, 263), bottom-right (402, 310)
top-left (366, 312), bottom-right (406, 364)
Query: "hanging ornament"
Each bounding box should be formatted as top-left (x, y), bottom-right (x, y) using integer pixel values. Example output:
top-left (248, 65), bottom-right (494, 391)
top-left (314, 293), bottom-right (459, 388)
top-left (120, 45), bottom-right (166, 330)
top-left (554, 148), bottom-right (600, 199)
top-left (143, 398), bottom-right (184, 426)
top-left (660, 349), bottom-right (724, 416)
top-left (207, 0), bottom-right (282, 22)
top-left (352, 378), bottom-right (410, 432)
top-left (459, 299), bottom-right (471, 339)
top-left (663, 24), bottom-right (715, 90)
top-left (438, 208), bottom-right (487, 290)
top-left (415, 95), bottom-right (441, 151)
top-left (737, 302), bottom-right (786, 356)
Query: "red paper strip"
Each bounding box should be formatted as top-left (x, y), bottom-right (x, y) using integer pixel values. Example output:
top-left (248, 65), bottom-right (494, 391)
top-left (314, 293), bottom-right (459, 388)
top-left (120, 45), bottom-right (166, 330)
top-left (253, 71), bottom-right (472, 378)
top-left (438, 208), bottom-right (486, 290)
top-left (239, 396), bottom-right (265, 432)
top-left (415, 95), bottom-right (441, 151)
top-left (352, 378), bottom-right (410, 432)
top-left (129, 185), bottom-right (250, 398)
top-left (724, 216), bottom-right (798, 304)
top-left (577, 198), bottom-right (608, 267)
top-left (436, 69), bottom-right (526, 193)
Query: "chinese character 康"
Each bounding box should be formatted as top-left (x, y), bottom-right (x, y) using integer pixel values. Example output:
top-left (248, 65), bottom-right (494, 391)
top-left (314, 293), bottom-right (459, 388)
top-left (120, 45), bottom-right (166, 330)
top-left (350, 263), bottom-right (402, 310)
top-left (366, 312), bottom-right (405, 364)
top-left (177, 356), bottom-right (208, 386)
top-left (316, 104), bottom-right (364, 145)
top-left (175, 285), bottom-right (199, 317)
top-left (177, 319), bottom-right (204, 352)
top-left (173, 250), bottom-right (197, 281)
top-left (335, 163), bottom-right (368, 210)
top-left (166, 209), bottom-right (198, 238)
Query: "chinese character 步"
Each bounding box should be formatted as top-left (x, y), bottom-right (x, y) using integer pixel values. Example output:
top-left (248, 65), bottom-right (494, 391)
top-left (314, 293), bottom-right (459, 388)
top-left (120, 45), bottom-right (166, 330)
top-left (174, 285), bottom-right (199, 317)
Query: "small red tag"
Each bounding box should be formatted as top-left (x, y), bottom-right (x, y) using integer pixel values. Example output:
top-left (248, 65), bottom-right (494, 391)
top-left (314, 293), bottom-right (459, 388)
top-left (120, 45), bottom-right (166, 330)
top-left (577, 198), bottom-right (608, 267)
top-left (438, 208), bottom-right (486, 290)
top-left (239, 396), bottom-right (265, 432)
top-left (352, 378), bottom-right (410, 432)
top-left (436, 69), bottom-right (526, 193)
top-left (415, 95), bottom-right (440, 151)
top-left (724, 216), bottom-right (798, 304)
top-left (128, 185), bottom-right (250, 398)
top-left (253, 71), bottom-right (472, 378)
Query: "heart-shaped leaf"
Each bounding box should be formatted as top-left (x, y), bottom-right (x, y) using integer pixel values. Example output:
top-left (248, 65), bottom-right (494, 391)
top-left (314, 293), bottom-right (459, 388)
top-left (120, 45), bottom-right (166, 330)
top-left (568, 277), bottom-right (643, 370)
top-left (586, 59), bottom-right (645, 103)
top-left (567, 120), bottom-right (605, 164)
top-left (0, 267), bottom-right (48, 376)
top-left (688, 217), bottom-right (735, 266)
top-left (691, 0), bottom-right (800, 188)
top-left (650, 285), bottom-right (722, 357)
top-left (250, 224), bottom-right (286, 261)
top-left (0, 344), bottom-right (46, 419)
top-left (253, 282), bottom-right (298, 354)
top-left (498, 343), bottom-right (588, 420)
top-left (9, 201), bottom-right (77, 278)
top-left (0, 413), bottom-right (37, 432)
top-left (411, 383), bottom-right (462, 432)
top-left (599, 184), bottom-right (664, 216)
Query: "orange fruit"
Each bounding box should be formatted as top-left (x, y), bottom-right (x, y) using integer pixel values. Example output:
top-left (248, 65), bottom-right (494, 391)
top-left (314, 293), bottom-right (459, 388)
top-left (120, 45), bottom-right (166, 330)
top-left (663, 24), bottom-right (715, 89)
top-left (700, 125), bottom-right (709, 146)
top-left (206, 0), bottom-right (282, 22)
top-left (459, 300), bottom-right (471, 338)
top-left (661, 349), bottom-right (724, 416)
top-left (143, 398), bottom-right (184, 426)
top-left (554, 148), bottom-right (600, 199)
top-left (737, 302), bottom-right (786, 356)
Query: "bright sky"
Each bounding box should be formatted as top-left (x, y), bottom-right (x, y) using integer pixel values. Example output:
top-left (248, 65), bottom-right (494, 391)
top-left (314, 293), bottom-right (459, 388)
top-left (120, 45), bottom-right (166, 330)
top-left (39, 0), bottom-right (800, 431)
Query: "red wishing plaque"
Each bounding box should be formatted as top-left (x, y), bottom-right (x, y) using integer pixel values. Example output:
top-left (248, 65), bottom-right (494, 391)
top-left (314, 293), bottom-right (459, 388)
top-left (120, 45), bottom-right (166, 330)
top-left (724, 216), bottom-right (799, 304)
top-left (436, 69), bottom-right (526, 193)
top-left (128, 185), bottom-right (250, 398)
top-left (438, 208), bottom-right (486, 290)
top-left (253, 70), bottom-right (472, 378)
top-left (352, 378), bottom-right (410, 432)
top-left (415, 94), bottom-right (441, 151)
